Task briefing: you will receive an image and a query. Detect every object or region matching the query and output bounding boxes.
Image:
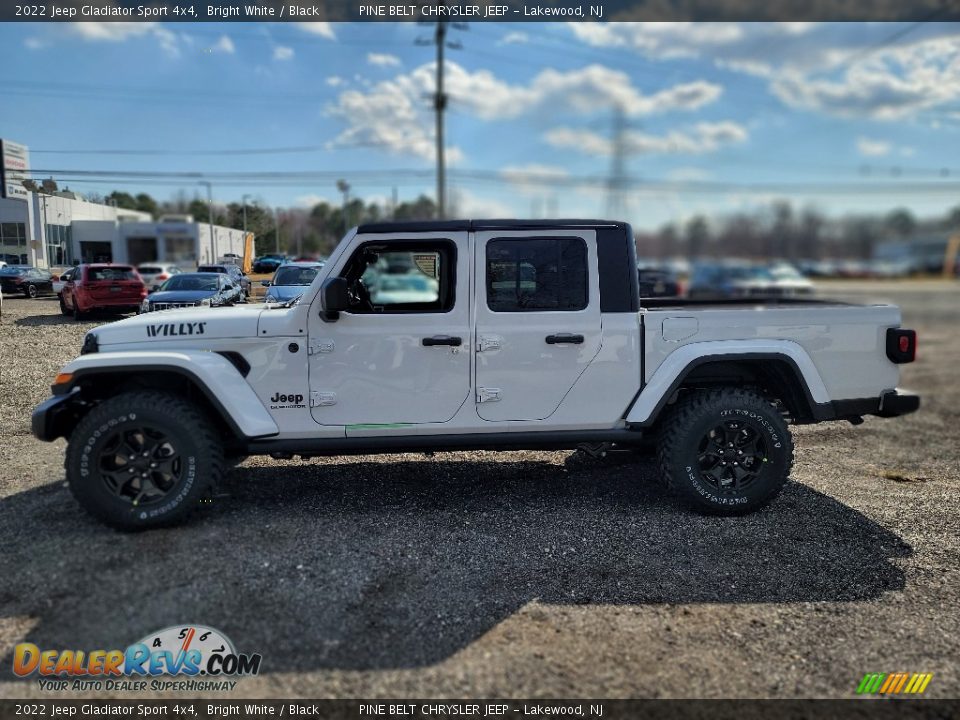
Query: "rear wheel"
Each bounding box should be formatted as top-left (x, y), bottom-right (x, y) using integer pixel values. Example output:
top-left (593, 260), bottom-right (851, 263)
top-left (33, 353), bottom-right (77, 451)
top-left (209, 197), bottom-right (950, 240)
top-left (66, 391), bottom-right (223, 530)
top-left (25, 284), bottom-right (38, 298)
top-left (657, 388), bottom-right (793, 515)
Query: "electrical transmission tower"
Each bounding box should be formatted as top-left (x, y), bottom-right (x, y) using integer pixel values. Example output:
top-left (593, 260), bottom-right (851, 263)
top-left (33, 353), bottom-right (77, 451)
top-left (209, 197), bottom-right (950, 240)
top-left (605, 104), bottom-right (630, 221)
top-left (417, 12), bottom-right (466, 220)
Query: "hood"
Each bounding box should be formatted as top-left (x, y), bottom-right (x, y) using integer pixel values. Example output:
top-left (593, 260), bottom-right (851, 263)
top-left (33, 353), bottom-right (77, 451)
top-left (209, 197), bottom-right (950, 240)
top-left (88, 305), bottom-right (265, 348)
top-left (147, 289), bottom-right (218, 303)
top-left (264, 285), bottom-right (307, 302)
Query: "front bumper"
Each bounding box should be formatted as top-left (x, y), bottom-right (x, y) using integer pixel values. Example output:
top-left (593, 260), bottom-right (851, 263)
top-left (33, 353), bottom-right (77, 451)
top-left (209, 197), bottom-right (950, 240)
top-left (815, 389), bottom-right (920, 422)
top-left (32, 392), bottom-right (84, 442)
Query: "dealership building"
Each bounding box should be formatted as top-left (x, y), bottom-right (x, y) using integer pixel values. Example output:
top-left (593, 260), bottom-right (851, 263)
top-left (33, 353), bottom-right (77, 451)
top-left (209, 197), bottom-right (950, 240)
top-left (0, 138), bottom-right (251, 269)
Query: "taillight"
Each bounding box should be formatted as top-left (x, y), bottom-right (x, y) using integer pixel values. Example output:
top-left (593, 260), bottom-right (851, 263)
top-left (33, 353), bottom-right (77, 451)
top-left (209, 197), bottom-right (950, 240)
top-left (886, 328), bottom-right (916, 364)
top-left (156, 274), bottom-right (168, 281)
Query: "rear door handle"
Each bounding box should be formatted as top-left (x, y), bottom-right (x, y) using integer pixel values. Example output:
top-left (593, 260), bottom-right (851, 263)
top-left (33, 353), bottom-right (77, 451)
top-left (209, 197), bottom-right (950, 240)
top-left (422, 335), bottom-right (463, 347)
top-left (546, 333), bottom-right (584, 345)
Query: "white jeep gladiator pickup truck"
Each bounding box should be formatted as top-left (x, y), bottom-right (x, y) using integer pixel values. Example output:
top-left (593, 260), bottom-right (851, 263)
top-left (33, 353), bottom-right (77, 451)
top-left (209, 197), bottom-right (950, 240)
top-left (32, 220), bottom-right (919, 529)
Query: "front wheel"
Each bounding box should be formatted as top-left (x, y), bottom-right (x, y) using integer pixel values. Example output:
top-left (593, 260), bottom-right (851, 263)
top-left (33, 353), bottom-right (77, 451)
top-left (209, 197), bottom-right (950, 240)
top-left (657, 388), bottom-right (793, 515)
top-left (66, 391), bottom-right (224, 530)
top-left (25, 284), bottom-right (38, 298)
top-left (59, 294), bottom-right (69, 315)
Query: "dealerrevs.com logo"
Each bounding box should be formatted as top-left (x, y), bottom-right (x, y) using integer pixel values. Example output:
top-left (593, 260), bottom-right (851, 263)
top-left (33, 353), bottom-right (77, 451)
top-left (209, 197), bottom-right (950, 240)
top-left (13, 625), bottom-right (262, 692)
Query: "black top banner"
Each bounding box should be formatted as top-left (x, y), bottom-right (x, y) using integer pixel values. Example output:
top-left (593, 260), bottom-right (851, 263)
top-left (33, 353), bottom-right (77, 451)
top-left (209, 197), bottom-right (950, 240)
top-left (3, 0), bottom-right (959, 22)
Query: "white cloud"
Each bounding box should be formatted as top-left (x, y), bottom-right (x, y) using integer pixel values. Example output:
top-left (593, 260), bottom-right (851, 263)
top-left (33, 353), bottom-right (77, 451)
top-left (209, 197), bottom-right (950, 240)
top-left (545, 121), bottom-right (748, 156)
top-left (666, 167), bottom-right (712, 182)
top-left (69, 22), bottom-right (156, 42)
top-left (326, 76), bottom-right (345, 87)
top-left (568, 22), bottom-right (960, 121)
top-left (326, 60), bottom-right (722, 163)
top-left (771, 36), bottom-right (960, 120)
top-left (296, 22), bottom-right (336, 40)
top-left (273, 45), bottom-right (294, 61)
top-left (451, 188), bottom-right (514, 218)
top-left (856, 137), bottom-right (891, 157)
top-left (296, 193), bottom-right (333, 208)
top-left (500, 164), bottom-right (570, 182)
top-left (211, 35), bottom-right (235, 54)
top-left (367, 52), bottom-right (401, 67)
top-left (24, 37), bottom-right (46, 50)
top-left (500, 164), bottom-right (571, 195)
top-left (498, 31), bottom-right (529, 46)
top-left (64, 22), bottom-right (185, 57)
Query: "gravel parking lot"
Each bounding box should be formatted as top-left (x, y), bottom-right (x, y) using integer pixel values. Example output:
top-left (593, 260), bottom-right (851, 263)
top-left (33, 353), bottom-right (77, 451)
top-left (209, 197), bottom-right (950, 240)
top-left (0, 282), bottom-right (957, 699)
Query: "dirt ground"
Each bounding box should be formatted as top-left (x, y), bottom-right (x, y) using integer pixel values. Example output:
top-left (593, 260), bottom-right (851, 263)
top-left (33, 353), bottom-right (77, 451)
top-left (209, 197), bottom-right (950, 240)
top-left (0, 280), bottom-right (957, 699)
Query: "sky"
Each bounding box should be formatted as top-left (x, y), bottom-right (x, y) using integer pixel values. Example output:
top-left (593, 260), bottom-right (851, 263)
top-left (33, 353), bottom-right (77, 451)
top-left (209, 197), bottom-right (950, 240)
top-left (2, 20), bottom-right (960, 231)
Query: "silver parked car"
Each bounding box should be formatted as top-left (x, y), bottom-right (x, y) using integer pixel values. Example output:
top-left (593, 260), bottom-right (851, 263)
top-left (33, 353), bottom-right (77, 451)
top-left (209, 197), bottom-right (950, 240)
top-left (137, 263), bottom-right (182, 290)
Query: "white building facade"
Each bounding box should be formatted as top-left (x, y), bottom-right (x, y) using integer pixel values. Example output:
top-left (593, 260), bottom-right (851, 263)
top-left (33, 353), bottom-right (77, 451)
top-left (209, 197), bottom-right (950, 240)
top-left (0, 192), bottom-right (248, 269)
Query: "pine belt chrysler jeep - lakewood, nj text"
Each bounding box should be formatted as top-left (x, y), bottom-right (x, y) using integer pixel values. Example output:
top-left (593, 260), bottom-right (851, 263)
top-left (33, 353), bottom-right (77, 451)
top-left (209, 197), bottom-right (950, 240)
top-left (32, 220), bottom-right (920, 529)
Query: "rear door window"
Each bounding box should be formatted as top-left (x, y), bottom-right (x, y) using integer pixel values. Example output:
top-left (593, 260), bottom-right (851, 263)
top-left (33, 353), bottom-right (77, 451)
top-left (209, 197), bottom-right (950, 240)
top-left (486, 237), bottom-right (588, 312)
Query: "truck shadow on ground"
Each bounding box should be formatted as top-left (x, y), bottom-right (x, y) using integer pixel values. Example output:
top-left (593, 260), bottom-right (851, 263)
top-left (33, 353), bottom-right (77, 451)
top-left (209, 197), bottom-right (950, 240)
top-left (0, 453), bottom-right (911, 673)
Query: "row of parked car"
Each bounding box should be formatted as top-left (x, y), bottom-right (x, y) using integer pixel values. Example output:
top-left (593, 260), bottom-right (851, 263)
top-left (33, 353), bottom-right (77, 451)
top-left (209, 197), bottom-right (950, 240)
top-left (637, 261), bottom-right (816, 299)
top-left (0, 258), bottom-right (331, 320)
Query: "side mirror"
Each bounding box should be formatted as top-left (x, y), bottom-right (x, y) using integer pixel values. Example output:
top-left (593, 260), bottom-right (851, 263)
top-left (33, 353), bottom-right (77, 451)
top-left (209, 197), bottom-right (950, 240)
top-left (320, 276), bottom-right (349, 321)
top-left (261, 280), bottom-right (271, 287)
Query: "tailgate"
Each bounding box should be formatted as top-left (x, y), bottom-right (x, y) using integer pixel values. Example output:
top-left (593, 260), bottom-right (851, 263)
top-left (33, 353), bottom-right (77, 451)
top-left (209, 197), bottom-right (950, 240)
top-left (86, 279), bottom-right (143, 301)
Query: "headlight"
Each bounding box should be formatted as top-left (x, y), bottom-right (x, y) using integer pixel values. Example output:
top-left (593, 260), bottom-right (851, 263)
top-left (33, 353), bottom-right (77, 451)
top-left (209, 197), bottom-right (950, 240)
top-left (140, 299), bottom-right (150, 313)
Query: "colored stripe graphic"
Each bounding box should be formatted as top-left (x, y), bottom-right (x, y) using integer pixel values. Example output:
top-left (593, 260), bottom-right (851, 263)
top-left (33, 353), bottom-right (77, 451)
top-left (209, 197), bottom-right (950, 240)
top-left (857, 672), bottom-right (932, 695)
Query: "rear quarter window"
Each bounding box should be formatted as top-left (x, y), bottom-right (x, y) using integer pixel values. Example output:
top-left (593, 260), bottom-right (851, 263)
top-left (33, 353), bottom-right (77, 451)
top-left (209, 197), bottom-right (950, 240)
top-left (88, 267), bottom-right (138, 281)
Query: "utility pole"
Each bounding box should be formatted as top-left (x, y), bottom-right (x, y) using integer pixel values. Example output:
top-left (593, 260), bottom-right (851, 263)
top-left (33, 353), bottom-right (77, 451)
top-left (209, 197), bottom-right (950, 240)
top-left (336, 179), bottom-right (351, 236)
top-left (605, 104), bottom-right (629, 221)
top-left (273, 207), bottom-right (281, 254)
top-left (199, 181), bottom-right (216, 262)
top-left (417, 16), bottom-right (465, 220)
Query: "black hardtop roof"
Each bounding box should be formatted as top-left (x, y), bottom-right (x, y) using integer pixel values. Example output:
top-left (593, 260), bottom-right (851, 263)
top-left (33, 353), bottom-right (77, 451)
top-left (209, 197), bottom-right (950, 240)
top-left (356, 219), bottom-right (630, 234)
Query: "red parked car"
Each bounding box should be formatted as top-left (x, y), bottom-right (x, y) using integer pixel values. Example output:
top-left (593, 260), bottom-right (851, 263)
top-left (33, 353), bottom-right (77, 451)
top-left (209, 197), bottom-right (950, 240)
top-left (59, 264), bottom-right (147, 321)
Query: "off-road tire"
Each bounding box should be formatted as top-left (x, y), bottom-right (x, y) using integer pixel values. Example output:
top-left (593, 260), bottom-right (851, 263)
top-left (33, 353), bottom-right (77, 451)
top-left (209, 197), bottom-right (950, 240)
top-left (66, 391), bottom-right (223, 530)
top-left (657, 388), bottom-right (793, 515)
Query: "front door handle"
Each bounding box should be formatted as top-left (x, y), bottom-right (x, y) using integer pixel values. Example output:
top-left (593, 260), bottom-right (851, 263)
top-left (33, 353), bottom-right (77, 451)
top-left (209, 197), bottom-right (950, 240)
top-left (423, 335), bottom-right (463, 347)
top-left (546, 333), bottom-right (584, 345)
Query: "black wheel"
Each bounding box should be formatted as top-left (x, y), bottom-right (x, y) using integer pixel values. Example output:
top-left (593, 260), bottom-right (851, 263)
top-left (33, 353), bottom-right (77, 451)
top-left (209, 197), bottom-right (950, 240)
top-left (72, 302), bottom-right (83, 321)
top-left (66, 391), bottom-right (223, 530)
top-left (58, 294), bottom-right (69, 315)
top-left (25, 284), bottom-right (38, 298)
top-left (657, 388), bottom-right (793, 515)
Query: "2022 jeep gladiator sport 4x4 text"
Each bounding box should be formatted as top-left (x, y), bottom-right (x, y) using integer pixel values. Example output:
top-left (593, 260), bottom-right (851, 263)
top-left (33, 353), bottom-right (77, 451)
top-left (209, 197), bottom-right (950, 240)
top-left (32, 220), bottom-right (920, 529)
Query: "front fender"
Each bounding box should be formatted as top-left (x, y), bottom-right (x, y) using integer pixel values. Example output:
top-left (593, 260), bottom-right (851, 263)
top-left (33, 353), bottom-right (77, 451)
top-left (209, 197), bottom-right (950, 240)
top-left (48, 350), bottom-right (279, 439)
top-left (626, 340), bottom-right (830, 425)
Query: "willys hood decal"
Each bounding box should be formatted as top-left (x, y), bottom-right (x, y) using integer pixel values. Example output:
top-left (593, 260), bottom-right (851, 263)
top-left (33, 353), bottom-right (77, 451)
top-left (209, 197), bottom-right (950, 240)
top-left (90, 306), bottom-right (266, 346)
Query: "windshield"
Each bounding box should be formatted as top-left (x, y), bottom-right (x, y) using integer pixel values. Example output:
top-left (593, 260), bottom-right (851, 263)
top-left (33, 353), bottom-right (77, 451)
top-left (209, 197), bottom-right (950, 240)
top-left (198, 265), bottom-right (227, 274)
top-left (769, 264), bottom-right (805, 280)
top-left (726, 266), bottom-right (775, 281)
top-left (273, 266), bottom-right (320, 286)
top-left (138, 266), bottom-right (162, 274)
top-left (0, 266), bottom-right (26, 276)
top-left (160, 275), bottom-right (219, 292)
top-left (88, 267), bottom-right (137, 281)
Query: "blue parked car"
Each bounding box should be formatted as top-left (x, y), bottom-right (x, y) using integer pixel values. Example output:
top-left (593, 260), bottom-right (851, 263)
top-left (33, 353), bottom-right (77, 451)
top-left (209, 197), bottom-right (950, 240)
top-left (262, 261), bottom-right (324, 304)
top-left (141, 272), bottom-right (243, 312)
